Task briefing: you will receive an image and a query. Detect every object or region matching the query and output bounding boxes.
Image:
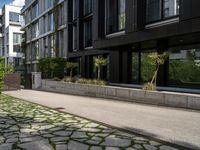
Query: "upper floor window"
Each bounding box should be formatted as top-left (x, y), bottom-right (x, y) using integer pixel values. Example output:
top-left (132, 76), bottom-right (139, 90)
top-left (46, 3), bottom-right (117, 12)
top-left (45, 0), bottom-right (53, 10)
top-left (48, 13), bottom-right (54, 31)
top-left (84, 0), bottom-right (93, 16)
top-left (146, 0), bottom-right (179, 23)
top-left (73, 0), bottom-right (78, 20)
top-left (84, 20), bottom-right (92, 48)
top-left (58, 3), bottom-right (65, 26)
top-left (13, 33), bottom-right (22, 44)
top-left (32, 3), bottom-right (39, 19)
top-left (9, 12), bottom-right (20, 22)
top-left (106, 0), bottom-right (126, 34)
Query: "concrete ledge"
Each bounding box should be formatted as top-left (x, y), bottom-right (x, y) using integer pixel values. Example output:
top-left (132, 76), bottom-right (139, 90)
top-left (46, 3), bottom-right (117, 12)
top-left (41, 80), bottom-right (200, 111)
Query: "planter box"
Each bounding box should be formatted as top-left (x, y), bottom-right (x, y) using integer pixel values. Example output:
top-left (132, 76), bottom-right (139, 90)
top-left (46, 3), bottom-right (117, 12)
top-left (41, 80), bottom-right (200, 110)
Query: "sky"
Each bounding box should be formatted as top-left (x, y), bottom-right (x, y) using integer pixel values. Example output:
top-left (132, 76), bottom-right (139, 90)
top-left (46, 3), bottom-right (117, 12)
top-left (0, 0), bottom-right (25, 8)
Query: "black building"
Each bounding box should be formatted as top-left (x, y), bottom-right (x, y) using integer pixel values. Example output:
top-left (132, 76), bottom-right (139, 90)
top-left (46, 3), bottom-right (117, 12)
top-left (22, 0), bottom-right (200, 90)
top-left (68, 0), bottom-right (200, 90)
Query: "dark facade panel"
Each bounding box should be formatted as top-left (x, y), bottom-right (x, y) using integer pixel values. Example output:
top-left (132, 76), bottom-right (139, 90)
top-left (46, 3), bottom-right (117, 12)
top-left (180, 0), bottom-right (200, 21)
top-left (125, 0), bottom-right (138, 33)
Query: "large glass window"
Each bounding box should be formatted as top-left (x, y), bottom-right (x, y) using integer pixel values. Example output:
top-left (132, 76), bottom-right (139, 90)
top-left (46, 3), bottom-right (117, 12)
top-left (146, 0), bottom-right (179, 23)
top-left (73, 0), bottom-right (78, 20)
top-left (32, 41), bottom-right (39, 61)
top-left (141, 52), bottom-right (156, 83)
top-left (84, 20), bottom-right (92, 48)
top-left (32, 3), bottom-right (39, 19)
top-left (73, 24), bottom-right (77, 50)
top-left (169, 49), bottom-right (200, 88)
top-left (31, 22), bottom-right (39, 38)
top-left (58, 3), bottom-right (65, 26)
top-left (48, 13), bottom-right (54, 31)
top-left (106, 0), bottom-right (126, 34)
top-left (9, 12), bottom-right (20, 22)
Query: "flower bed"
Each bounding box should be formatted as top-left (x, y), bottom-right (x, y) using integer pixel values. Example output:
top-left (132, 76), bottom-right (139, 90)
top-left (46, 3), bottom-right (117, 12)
top-left (40, 80), bottom-right (200, 111)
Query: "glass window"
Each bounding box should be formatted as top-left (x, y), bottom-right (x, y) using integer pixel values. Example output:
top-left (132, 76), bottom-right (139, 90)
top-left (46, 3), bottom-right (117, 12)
top-left (13, 45), bottom-right (21, 53)
top-left (32, 41), bottom-right (39, 61)
top-left (146, 0), bottom-right (179, 23)
top-left (48, 13), bottom-right (54, 31)
top-left (84, 0), bottom-right (93, 15)
top-left (59, 30), bottom-right (64, 57)
top-left (146, 0), bottom-right (162, 22)
top-left (13, 33), bottom-right (22, 53)
top-left (106, 0), bottom-right (126, 34)
top-left (9, 12), bottom-right (20, 22)
top-left (73, 24), bottom-right (77, 50)
top-left (32, 3), bottom-right (39, 19)
top-left (58, 3), bottom-right (65, 26)
top-left (31, 22), bottom-right (39, 38)
top-left (141, 52), bottom-right (156, 83)
top-left (13, 33), bottom-right (22, 44)
top-left (163, 0), bottom-right (180, 18)
top-left (45, 0), bottom-right (53, 10)
top-left (132, 52), bottom-right (139, 83)
top-left (169, 49), bottom-right (200, 88)
top-left (84, 20), bottom-right (92, 48)
top-left (73, 0), bottom-right (78, 20)
top-left (118, 0), bottom-right (126, 30)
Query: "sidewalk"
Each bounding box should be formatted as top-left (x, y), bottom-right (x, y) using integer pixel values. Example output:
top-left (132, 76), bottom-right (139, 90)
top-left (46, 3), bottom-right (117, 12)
top-left (3, 89), bottom-right (200, 150)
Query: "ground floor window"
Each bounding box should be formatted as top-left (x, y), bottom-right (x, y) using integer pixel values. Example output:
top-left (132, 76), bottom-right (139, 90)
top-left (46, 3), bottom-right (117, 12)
top-left (69, 57), bottom-right (82, 77)
top-left (169, 49), bottom-right (200, 88)
top-left (141, 52), bottom-right (156, 84)
top-left (131, 48), bottom-right (200, 89)
top-left (132, 52), bottom-right (139, 83)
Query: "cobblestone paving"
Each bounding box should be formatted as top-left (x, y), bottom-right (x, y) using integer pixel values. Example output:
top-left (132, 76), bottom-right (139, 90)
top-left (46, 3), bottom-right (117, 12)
top-left (0, 95), bottom-right (184, 150)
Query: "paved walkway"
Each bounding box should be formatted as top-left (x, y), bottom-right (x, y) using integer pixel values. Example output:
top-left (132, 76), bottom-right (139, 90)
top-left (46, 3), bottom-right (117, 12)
top-left (0, 94), bottom-right (183, 150)
top-left (3, 90), bottom-right (200, 150)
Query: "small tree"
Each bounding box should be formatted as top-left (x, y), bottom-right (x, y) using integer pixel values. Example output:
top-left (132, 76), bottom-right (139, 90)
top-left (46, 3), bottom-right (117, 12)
top-left (0, 57), bottom-right (4, 94)
top-left (65, 61), bottom-right (78, 78)
top-left (94, 56), bottom-right (108, 80)
top-left (143, 52), bottom-right (169, 90)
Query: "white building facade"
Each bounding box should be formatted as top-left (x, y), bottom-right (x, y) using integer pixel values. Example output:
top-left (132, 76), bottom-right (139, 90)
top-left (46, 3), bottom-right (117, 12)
top-left (0, 5), bottom-right (24, 71)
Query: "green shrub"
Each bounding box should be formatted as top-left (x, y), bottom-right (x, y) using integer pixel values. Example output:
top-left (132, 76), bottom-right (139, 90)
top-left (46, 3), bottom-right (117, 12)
top-left (76, 78), bottom-right (107, 86)
top-left (143, 82), bottom-right (156, 91)
top-left (63, 76), bottom-right (76, 83)
top-left (52, 77), bottom-right (62, 81)
top-left (39, 57), bottom-right (65, 79)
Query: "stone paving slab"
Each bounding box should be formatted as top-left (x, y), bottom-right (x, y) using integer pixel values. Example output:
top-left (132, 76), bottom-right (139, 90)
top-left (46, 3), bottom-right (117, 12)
top-left (0, 94), bottom-right (184, 150)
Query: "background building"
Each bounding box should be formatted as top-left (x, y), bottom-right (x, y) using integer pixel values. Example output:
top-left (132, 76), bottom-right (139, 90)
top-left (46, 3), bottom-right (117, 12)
top-left (22, 0), bottom-right (200, 90)
top-left (21, 0), bottom-right (68, 73)
top-left (0, 4), bottom-right (24, 72)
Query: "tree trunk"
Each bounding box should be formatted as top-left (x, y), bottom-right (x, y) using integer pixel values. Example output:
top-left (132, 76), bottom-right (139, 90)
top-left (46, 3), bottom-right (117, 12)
top-left (70, 69), bottom-right (73, 78)
top-left (97, 67), bottom-right (101, 80)
top-left (151, 65), bottom-right (159, 85)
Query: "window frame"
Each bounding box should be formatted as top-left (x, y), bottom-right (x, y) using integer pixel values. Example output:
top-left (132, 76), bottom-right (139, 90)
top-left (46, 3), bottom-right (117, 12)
top-left (146, 0), bottom-right (180, 24)
top-left (105, 0), bottom-right (126, 35)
